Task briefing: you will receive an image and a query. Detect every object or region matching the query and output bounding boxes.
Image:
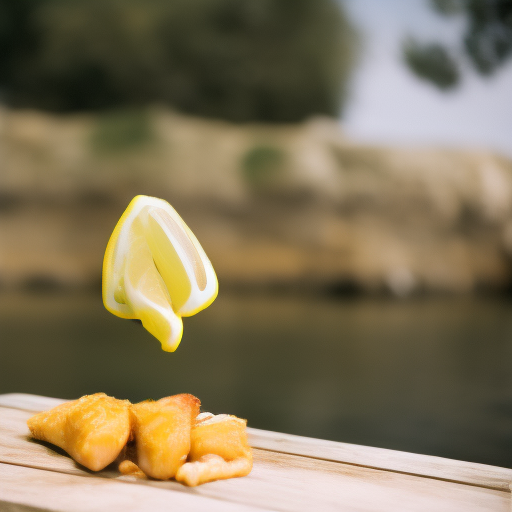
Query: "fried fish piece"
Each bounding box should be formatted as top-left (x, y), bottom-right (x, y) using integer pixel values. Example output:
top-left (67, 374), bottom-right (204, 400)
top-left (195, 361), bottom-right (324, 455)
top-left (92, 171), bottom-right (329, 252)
top-left (130, 393), bottom-right (200, 480)
top-left (176, 454), bottom-right (252, 487)
top-left (175, 412), bottom-right (253, 486)
top-left (118, 459), bottom-right (146, 479)
top-left (189, 413), bottom-right (252, 462)
top-left (27, 393), bottom-right (131, 471)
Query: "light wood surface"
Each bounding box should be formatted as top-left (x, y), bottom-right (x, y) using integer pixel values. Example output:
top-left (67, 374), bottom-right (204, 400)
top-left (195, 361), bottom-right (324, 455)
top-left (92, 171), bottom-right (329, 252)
top-left (0, 393), bottom-right (510, 512)
top-left (3, 393), bottom-right (512, 491)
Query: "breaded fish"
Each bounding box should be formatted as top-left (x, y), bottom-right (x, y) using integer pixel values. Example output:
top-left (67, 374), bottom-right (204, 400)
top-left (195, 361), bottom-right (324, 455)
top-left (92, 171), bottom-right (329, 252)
top-left (130, 393), bottom-right (200, 480)
top-left (27, 393), bottom-right (131, 471)
top-left (118, 459), bottom-right (146, 478)
top-left (176, 454), bottom-right (253, 487)
top-left (190, 412), bottom-right (252, 461)
top-left (176, 412), bottom-right (253, 486)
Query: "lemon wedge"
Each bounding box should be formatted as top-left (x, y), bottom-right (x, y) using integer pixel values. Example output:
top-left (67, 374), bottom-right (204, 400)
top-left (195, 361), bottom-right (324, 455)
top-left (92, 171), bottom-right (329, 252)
top-left (102, 195), bottom-right (218, 351)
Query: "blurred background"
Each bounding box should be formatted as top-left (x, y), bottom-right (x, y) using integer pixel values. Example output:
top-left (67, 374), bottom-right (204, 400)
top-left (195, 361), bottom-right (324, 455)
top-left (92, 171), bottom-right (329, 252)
top-left (1, 0), bottom-right (512, 468)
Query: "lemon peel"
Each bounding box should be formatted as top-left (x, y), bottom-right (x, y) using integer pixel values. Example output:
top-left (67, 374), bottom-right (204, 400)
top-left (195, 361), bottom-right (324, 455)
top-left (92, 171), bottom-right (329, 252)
top-left (102, 195), bottom-right (218, 351)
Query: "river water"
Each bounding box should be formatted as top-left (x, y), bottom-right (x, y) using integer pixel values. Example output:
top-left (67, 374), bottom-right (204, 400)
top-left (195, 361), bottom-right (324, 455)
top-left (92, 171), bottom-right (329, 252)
top-left (1, 292), bottom-right (511, 468)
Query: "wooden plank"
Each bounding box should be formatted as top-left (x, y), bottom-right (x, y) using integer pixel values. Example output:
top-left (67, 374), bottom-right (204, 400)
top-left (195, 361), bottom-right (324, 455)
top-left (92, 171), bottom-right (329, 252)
top-left (0, 463), bottom-right (264, 512)
top-left (247, 428), bottom-right (512, 493)
top-left (0, 393), bottom-right (66, 413)
top-left (2, 393), bottom-right (511, 492)
top-left (1, 458), bottom-right (509, 512)
top-left (0, 405), bottom-right (509, 512)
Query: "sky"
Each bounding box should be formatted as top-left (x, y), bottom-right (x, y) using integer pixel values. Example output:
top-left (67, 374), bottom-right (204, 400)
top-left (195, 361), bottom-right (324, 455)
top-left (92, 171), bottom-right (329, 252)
top-left (342, 0), bottom-right (512, 157)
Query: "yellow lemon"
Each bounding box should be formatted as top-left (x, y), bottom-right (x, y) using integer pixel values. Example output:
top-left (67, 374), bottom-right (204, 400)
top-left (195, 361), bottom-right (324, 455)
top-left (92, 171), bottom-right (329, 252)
top-left (102, 195), bottom-right (218, 351)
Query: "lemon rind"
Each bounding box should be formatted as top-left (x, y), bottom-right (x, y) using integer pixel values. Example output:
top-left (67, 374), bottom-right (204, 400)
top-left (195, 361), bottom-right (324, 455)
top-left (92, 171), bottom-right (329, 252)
top-left (102, 195), bottom-right (218, 320)
top-left (102, 195), bottom-right (143, 319)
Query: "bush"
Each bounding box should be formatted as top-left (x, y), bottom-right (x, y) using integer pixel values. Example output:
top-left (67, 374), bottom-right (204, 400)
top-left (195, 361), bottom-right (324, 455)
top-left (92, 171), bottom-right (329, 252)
top-left (242, 145), bottom-right (285, 190)
top-left (0, 0), bottom-right (356, 122)
top-left (90, 109), bottom-right (154, 154)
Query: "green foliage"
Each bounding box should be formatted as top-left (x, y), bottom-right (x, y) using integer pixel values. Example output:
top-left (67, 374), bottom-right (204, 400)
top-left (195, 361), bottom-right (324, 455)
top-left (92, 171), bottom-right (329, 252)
top-left (431, 0), bottom-right (465, 15)
top-left (405, 0), bottom-right (512, 88)
top-left (0, 0), bottom-right (357, 123)
top-left (403, 39), bottom-right (460, 89)
top-left (90, 110), bottom-right (154, 154)
top-left (463, 0), bottom-right (512, 75)
top-left (241, 145), bottom-right (285, 190)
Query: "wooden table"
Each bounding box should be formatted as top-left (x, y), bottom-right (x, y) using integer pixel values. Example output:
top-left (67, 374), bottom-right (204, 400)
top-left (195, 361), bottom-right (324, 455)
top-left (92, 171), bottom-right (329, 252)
top-left (0, 394), bottom-right (510, 511)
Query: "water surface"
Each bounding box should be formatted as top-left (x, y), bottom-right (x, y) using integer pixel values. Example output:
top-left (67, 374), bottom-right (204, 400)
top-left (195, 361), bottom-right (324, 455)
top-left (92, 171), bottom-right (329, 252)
top-left (1, 292), bottom-right (511, 468)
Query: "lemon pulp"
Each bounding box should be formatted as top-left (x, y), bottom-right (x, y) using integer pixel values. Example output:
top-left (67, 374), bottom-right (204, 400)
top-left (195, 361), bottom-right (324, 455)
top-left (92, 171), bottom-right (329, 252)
top-left (102, 196), bottom-right (218, 351)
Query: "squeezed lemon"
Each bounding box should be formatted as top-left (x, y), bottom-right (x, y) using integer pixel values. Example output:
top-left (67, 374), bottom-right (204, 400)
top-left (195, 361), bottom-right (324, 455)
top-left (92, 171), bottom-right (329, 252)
top-left (102, 195), bottom-right (218, 351)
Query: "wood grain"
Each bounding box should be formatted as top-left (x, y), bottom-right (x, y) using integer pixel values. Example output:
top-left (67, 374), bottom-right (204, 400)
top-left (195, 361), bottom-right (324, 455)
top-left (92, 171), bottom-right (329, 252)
top-left (2, 393), bottom-right (511, 492)
top-left (0, 394), bottom-right (66, 413)
top-left (0, 400), bottom-right (510, 512)
top-left (0, 463), bottom-right (264, 512)
top-left (247, 427), bottom-right (512, 492)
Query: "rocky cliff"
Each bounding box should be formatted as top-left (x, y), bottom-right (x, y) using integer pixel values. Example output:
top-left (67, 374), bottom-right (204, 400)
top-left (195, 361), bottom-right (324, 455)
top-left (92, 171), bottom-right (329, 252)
top-left (1, 107), bottom-right (511, 294)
